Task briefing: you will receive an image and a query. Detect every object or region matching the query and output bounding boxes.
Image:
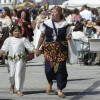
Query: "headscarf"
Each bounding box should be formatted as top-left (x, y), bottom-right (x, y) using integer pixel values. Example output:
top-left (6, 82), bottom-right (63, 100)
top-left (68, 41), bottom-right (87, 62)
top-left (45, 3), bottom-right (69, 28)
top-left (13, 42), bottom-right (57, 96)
top-left (51, 5), bottom-right (62, 14)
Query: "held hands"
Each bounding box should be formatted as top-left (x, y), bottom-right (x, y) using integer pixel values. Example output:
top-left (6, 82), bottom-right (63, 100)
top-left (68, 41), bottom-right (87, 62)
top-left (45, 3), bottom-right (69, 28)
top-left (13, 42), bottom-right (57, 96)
top-left (33, 49), bottom-right (41, 57)
top-left (35, 49), bottom-right (41, 57)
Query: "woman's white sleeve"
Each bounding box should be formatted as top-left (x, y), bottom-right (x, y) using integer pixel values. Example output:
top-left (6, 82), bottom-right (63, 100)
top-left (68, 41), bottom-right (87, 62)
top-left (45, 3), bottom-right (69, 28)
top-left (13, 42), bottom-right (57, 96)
top-left (1, 38), bottom-right (9, 53)
top-left (39, 24), bottom-right (45, 34)
top-left (23, 38), bottom-right (34, 53)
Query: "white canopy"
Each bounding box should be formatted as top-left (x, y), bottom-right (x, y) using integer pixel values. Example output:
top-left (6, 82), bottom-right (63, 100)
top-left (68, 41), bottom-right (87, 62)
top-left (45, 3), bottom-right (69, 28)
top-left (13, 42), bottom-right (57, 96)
top-left (63, 0), bottom-right (100, 9)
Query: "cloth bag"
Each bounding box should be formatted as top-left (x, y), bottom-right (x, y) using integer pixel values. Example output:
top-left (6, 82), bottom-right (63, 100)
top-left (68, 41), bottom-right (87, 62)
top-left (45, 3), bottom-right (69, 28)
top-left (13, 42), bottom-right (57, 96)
top-left (68, 37), bottom-right (78, 64)
top-left (26, 52), bottom-right (34, 61)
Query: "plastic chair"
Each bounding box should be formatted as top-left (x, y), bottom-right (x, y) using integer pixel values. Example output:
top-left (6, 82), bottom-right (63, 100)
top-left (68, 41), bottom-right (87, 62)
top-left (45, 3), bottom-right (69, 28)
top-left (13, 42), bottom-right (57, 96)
top-left (73, 39), bottom-right (89, 65)
top-left (89, 39), bottom-right (100, 65)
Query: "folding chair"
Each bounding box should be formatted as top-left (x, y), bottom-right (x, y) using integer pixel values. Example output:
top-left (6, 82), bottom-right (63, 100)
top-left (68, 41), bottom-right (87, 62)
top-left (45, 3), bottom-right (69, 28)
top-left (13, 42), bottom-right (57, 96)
top-left (89, 39), bottom-right (100, 65)
top-left (73, 39), bottom-right (89, 65)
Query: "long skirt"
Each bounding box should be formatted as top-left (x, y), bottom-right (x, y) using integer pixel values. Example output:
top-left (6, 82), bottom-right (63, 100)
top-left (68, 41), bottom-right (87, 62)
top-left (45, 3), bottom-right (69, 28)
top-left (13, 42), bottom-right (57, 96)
top-left (0, 27), bottom-right (9, 49)
top-left (41, 41), bottom-right (68, 90)
top-left (45, 60), bottom-right (68, 90)
top-left (7, 59), bottom-right (26, 90)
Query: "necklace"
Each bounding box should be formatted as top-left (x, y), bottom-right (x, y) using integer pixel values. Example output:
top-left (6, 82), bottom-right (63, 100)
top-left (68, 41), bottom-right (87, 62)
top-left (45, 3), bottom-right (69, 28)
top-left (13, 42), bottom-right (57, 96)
top-left (52, 28), bottom-right (58, 42)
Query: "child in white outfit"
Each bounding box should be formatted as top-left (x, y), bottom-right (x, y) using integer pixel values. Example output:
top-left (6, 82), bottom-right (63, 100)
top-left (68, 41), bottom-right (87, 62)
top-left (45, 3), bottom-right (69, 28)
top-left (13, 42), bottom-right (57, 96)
top-left (0, 23), bottom-right (36, 96)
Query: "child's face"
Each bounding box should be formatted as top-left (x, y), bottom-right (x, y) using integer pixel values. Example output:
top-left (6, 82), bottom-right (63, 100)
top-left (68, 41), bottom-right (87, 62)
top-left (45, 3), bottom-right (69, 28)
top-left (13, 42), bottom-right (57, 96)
top-left (13, 28), bottom-right (21, 38)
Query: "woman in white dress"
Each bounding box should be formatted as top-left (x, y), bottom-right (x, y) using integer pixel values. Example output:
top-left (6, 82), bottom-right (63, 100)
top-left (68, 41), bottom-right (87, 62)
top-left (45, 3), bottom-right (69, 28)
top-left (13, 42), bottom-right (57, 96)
top-left (33, 11), bottom-right (47, 49)
top-left (0, 23), bottom-right (36, 96)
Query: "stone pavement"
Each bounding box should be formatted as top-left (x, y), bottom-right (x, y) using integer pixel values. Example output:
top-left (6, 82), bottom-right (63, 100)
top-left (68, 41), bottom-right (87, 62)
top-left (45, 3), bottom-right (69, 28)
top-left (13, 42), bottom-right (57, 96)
top-left (0, 55), bottom-right (100, 100)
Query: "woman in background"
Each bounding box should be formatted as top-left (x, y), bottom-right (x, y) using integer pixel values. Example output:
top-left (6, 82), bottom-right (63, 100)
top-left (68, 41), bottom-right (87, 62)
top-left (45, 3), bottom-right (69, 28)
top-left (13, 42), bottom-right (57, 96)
top-left (71, 8), bottom-right (81, 24)
top-left (11, 9), bottom-right (18, 23)
top-left (0, 7), bottom-right (12, 64)
top-left (15, 10), bottom-right (33, 42)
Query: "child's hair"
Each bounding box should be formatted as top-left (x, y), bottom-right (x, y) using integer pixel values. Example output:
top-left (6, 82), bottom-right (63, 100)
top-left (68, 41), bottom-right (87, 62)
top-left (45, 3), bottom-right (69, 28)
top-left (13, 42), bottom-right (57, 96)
top-left (9, 23), bottom-right (22, 35)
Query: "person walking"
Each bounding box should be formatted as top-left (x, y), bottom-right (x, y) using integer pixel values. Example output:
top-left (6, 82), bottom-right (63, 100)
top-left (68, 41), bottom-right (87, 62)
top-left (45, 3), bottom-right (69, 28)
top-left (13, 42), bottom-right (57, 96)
top-left (0, 23), bottom-right (36, 96)
top-left (36, 6), bottom-right (72, 98)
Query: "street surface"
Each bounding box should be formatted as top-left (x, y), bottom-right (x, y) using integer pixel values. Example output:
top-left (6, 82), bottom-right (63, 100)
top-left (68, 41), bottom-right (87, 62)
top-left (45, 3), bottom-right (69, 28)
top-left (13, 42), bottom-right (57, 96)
top-left (0, 55), bottom-right (100, 100)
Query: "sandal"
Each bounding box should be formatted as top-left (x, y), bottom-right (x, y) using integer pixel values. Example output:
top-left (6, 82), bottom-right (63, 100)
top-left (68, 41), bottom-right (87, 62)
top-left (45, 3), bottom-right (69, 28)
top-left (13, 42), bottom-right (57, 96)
top-left (46, 81), bottom-right (53, 94)
top-left (16, 90), bottom-right (23, 96)
top-left (58, 90), bottom-right (66, 98)
top-left (9, 85), bottom-right (14, 94)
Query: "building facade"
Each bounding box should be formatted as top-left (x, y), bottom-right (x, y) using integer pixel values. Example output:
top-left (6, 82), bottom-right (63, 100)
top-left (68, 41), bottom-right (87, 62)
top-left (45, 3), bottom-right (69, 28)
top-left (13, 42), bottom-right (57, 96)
top-left (0, 0), bottom-right (25, 9)
top-left (0, 0), bottom-right (16, 9)
top-left (0, 0), bottom-right (36, 9)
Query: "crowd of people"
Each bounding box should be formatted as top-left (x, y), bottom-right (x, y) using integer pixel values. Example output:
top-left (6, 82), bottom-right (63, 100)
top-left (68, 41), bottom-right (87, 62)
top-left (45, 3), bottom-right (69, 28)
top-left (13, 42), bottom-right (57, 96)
top-left (0, 4), bottom-right (100, 98)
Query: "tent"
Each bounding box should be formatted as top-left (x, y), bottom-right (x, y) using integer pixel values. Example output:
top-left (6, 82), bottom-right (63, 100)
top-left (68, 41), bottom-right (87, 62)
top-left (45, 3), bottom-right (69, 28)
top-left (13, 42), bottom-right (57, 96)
top-left (62, 0), bottom-right (100, 9)
top-left (15, 1), bottom-right (41, 9)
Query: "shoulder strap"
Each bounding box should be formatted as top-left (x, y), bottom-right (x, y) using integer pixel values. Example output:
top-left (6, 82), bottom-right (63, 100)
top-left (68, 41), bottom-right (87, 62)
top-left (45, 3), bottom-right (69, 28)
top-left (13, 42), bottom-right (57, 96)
top-left (52, 19), bottom-right (57, 35)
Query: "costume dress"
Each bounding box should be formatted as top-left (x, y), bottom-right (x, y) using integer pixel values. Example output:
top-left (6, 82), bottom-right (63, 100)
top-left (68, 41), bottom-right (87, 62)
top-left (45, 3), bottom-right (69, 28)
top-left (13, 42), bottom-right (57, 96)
top-left (40, 18), bottom-right (71, 90)
top-left (1, 37), bottom-right (34, 90)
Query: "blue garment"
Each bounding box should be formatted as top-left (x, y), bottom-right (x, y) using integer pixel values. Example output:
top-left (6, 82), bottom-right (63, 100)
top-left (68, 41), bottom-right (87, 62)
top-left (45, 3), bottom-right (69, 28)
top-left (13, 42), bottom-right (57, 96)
top-left (45, 60), bottom-right (68, 90)
top-left (43, 23), bottom-right (70, 42)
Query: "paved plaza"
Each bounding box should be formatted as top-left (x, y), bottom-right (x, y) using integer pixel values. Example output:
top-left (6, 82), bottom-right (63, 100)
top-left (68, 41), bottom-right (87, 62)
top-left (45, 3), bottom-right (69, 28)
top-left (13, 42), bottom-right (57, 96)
top-left (0, 55), bottom-right (100, 100)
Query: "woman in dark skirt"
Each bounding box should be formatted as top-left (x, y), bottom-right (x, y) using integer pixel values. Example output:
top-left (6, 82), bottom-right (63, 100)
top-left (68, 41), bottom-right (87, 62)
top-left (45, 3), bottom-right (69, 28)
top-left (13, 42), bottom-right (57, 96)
top-left (36, 6), bottom-right (72, 98)
top-left (0, 7), bottom-right (11, 64)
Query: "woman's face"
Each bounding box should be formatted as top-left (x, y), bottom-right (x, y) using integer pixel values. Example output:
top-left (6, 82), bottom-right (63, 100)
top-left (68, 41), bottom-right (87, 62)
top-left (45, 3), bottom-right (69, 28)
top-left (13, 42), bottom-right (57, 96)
top-left (21, 11), bottom-right (26, 19)
top-left (82, 19), bottom-right (86, 25)
top-left (12, 10), bottom-right (16, 16)
top-left (2, 9), bottom-right (7, 16)
top-left (13, 28), bottom-right (21, 38)
top-left (51, 9), bottom-right (60, 20)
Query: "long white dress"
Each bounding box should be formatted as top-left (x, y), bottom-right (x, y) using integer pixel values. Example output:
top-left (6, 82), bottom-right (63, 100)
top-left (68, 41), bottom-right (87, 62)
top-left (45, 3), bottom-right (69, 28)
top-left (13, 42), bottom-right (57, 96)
top-left (33, 16), bottom-right (47, 49)
top-left (1, 37), bottom-right (34, 90)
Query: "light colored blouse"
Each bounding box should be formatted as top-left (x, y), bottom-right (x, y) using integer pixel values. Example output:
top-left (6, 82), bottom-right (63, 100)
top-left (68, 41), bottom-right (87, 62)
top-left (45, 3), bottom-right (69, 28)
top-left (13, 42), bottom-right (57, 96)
top-left (40, 19), bottom-right (72, 35)
top-left (72, 31), bottom-right (88, 43)
top-left (1, 37), bottom-right (34, 57)
top-left (2, 18), bottom-right (11, 28)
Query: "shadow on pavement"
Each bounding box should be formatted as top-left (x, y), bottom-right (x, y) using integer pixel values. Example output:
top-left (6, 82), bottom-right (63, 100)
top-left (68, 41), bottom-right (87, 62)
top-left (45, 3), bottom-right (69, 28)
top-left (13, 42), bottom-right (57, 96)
top-left (0, 99), bottom-right (12, 100)
top-left (27, 64), bottom-right (44, 67)
top-left (0, 64), bottom-right (7, 67)
top-left (23, 90), bottom-right (56, 95)
top-left (68, 78), bottom-right (94, 82)
top-left (23, 90), bottom-right (46, 95)
top-left (65, 91), bottom-right (100, 96)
